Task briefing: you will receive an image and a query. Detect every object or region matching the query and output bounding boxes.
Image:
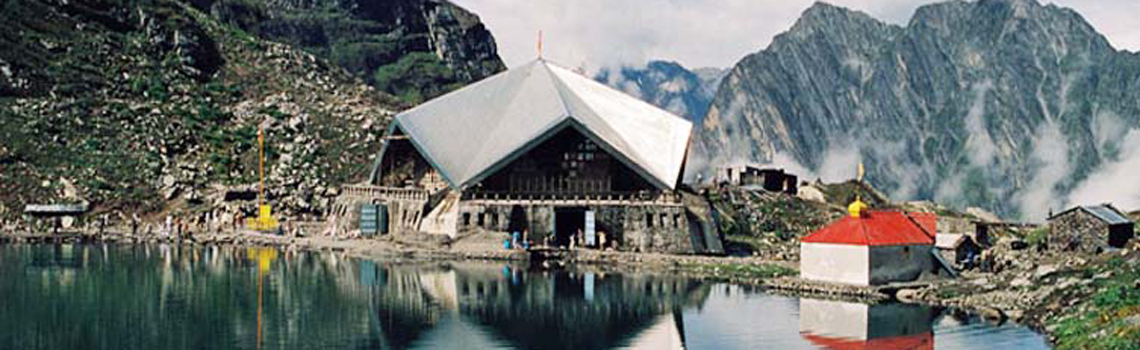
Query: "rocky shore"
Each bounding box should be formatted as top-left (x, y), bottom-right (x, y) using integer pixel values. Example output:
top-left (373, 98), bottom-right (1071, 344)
top-left (899, 240), bottom-right (1140, 347)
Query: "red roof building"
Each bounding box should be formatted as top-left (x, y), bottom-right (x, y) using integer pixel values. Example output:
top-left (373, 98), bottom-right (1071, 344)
top-left (800, 210), bottom-right (937, 285)
top-left (801, 211), bottom-right (935, 246)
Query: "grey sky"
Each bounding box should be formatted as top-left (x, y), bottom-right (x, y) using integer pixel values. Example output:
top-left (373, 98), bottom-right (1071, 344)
top-left (452, 0), bottom-right (1140, 70)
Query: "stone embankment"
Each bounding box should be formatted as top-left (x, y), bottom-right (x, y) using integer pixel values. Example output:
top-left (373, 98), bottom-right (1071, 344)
top-left (0, 227), bottom-right (796, 284)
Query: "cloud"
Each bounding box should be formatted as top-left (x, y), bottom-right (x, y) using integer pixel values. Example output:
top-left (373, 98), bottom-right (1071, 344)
top-left (453, 0), bottom-right (1140, 69)
top-left (1017, 122), bottom-right (1072, 221)
top-left (964, 81), bottom-right (998, 167)
top-left (1067, 129), bottom-right (1140, 211)
top-left (1092, 109), bottom-right (1127, 153)
top-left (817, 144), bottom-right (864, 183)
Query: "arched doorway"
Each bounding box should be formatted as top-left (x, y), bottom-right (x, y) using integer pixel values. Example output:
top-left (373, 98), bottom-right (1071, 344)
top-left (508, 205), bottom-right (529, 235)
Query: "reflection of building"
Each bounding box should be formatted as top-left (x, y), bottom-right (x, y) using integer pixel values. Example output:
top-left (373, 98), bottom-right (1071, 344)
top-left (371, 263), bottom-right (707, 350)
top-left (1047, 204), bottom-right (1135, 252)
top-left (800, 199), bottom-right (937, 285)
top-left (799, 298), bottom-right (935, 350)
top-left (346, 58), bottom-right (722, 254)
top-left (624, 313), bottom-right (686, 350)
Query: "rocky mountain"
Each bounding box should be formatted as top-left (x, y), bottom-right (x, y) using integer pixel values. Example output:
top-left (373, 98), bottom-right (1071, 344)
top-left (0, 0), bottom-right (501, 221)
top-left (188, 0), bottom-right (505, 103)
top-left (596, 61), bottom-right (725, 123)
top-left (694, 0), bottom-right (1140, 219)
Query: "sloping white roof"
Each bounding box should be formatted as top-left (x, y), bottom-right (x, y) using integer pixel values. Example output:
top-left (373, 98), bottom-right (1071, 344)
top-left (391, 59), bottom-right (693, 190)
top-left (934, 233), bottom-right (967, 249)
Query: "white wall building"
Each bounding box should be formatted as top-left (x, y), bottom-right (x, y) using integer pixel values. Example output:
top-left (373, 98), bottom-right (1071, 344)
top-left (800, 202), bottom-right (936, 286)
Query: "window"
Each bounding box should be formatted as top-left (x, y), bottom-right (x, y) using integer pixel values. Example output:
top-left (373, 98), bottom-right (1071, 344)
top-left (645, 213), bottom-right (654, 228)
top-left (463, 213), bottom-right (471, 227)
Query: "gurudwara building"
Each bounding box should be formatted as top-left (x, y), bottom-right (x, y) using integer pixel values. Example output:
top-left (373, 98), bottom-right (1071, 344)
top-left (340, 59), bottom-right (722, 254)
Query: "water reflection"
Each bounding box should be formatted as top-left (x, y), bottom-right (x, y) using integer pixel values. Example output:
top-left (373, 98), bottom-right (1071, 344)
top-left (0, 244), bottom-right (1049, 350)
top-left (799, 299), bottom-right (934, 349)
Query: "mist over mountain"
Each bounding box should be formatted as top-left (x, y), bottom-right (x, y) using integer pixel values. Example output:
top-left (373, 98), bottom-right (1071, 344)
top-left (595, 61), bottom-right (725, 123)
top-left (692, 0), bottom-right (1140, 219)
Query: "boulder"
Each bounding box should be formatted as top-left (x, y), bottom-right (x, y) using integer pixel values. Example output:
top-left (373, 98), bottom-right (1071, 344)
top-left (1011, 277), bottom-right (1032, 287)
top-left (1005, 309), bottom-right (1025, 322)
top-left (1033, 264), bottom-right (1058, 279)
top-left (896, 288), bottom-right (920, 303)
top-left (978, 307), bottom-right (1005, 322)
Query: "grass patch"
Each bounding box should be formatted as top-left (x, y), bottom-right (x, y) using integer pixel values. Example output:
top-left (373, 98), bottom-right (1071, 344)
top-left (1049, 257), bottom-right (1140, 349)
top-left (1024, 226), bottom-right (1050, 246)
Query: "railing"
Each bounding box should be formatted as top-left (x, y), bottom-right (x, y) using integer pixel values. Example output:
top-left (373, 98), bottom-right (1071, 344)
top-left (462, 190), bottom-right (680, 206)
top-left (342, 185), bottom-right (429, 202)
top-left (507, 176), bottom-right (612, 194)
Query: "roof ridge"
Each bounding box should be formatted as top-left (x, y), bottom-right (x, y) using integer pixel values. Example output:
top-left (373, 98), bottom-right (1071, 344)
top-left (457, 62), bottom-right (542, 184)
top-left (545, 64), bottom-right (669, 187)
top-left (537, 60), bottom-right (576, 122)
top-left (901, 211), bottom-right (935, 238)
top-left (856, 216), bottom-right (872, 244)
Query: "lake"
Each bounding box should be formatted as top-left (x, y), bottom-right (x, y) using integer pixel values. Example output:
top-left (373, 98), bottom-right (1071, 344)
top-left (0, 243), bottom-right (1050, 349)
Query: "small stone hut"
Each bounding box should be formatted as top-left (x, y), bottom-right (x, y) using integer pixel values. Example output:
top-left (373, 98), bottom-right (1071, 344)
top-left (1047, 204), bottom-right (1135, 252)
top-left (934, 233), bottom-right (981, 266)
top-left (724, 166), bottom-right (798, 194)
top-left (799, 200), bottom-right (936, 286)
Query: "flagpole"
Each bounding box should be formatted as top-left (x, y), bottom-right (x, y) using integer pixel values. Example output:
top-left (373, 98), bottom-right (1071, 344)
top-left (258, 127), bottom-right (264, 208)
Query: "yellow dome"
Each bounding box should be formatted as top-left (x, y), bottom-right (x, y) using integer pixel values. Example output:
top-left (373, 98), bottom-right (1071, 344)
top-left (848, 197), bottom-right (868, 218)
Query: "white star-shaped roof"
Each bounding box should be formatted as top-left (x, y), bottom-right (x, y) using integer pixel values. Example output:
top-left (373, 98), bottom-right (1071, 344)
top-left (389, 59), bottom-right (693, 190)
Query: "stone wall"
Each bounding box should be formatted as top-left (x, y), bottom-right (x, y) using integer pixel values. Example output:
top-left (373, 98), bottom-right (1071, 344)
top-left (455, 202), bottom-right (552, 237)
top-left (868, 244), bottom-right (934, 285)
top-left (329, 188), bottom-right (427, 236)
top-left (621, 205), bottom-right (693, 254)
top-left (455, 201), bottom-right (697, 254)
top-left (1049, 209), bottom-right (1111, 253)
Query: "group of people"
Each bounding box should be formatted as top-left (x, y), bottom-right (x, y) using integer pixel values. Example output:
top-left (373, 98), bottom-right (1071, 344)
top-left (125, 209), bottom-right (255, 238)
top-left (509, 229), bottom-right (530, 249)
top-left (530, 229), bottom-right (611, 250)
top-left (567, 229), bottom-right (609, 250)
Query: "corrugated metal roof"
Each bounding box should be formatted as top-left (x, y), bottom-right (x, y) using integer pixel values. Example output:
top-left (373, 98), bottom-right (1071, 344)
top-left (801, 211), bottom-right (935, 246)
top-left (391, 59), bottom-right (693, 190)
top-left (1083, 205), bottom-right (1133, 225)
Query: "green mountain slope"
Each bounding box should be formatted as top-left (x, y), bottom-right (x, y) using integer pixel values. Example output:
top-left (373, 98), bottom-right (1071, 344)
top-left (0, 0), bottom-right (499, 221)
